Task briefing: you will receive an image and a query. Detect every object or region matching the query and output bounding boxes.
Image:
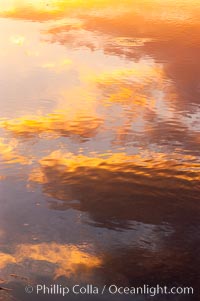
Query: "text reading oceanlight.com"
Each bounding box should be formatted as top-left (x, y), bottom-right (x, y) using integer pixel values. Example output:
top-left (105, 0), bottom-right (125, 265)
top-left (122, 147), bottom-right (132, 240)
top-left (25, 284), bottom-right (194, 297)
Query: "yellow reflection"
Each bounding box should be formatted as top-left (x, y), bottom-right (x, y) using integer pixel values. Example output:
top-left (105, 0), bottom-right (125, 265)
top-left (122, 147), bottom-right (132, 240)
top-left (0, 0), bottom-right (65, 20)
top-left (30, 150), bottom-right (200, 183)
top-left (92, 65), bottom-right (164, 82)
top-left (1, 0), bottom-right (199, 21)
top-left (0, 243), bottom-right (101, 279)
top-left (10, 35), bottom-right (25, 45)
top-left (1, 113), bottom-right (102, 139)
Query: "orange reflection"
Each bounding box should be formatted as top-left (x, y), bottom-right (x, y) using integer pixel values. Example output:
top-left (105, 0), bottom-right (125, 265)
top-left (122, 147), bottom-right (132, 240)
top-left (39, 0), bottom-right (200, 111)
top-left (0, 253), bottom-right (16, 270)
top-left (0, 243), bottom-right (101, 279)
top-left (30, 150), bottom-right (200, 182)
top-left (1, 113), bottom-right (102, 139)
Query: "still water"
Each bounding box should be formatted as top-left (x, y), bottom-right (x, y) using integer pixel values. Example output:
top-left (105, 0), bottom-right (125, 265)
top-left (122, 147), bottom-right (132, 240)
top-left (0, 1), bottom-right (200, 300)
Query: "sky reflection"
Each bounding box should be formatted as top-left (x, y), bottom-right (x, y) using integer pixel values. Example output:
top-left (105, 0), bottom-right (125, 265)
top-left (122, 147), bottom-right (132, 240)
top-left (0, 1), bottom-right (200, 300)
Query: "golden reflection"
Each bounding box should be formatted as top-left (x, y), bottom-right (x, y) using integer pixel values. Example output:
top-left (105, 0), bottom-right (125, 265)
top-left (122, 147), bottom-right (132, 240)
top-left (91, 65), bottom-right (165, 107)
top-left (0, 0), bottom-right (64, 21)
top-left (0, 253), bottom-right (16, 270)
top-left (0, 0), bottom-right (132, 21)
top-left (30, 151), bottom-right (200, 182)
top-left (0, 139), bottom-right (30, 165)
top-left (0, 0), bottom-right (199, 296)
top-left (92, 65), bottom-right (164, 82)
top-left (27, 151), bottom-right (200, 228)
top-left (0, 243), bottom-right (101, 279)
top-left (1, 113), bottom-right (102, 139)
top-left (1, 0), bottom-right (200, 22)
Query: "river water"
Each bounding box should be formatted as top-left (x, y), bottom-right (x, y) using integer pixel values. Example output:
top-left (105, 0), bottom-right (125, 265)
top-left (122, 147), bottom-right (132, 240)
top-left (0, 1), bottom-right (200, 300)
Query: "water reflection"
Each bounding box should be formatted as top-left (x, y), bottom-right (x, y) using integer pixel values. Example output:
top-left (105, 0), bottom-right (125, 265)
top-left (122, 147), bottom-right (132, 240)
top-left (0, 138), bottom-right (31, 165)
top-left (42, 0), bottom-right (200, 110)
top-left (29, 151), bottom-right (200, 229)
top-left (0, 243), bottom-right (101, 280)
top-left (1, 113), bottom-right (103, 140)
top-left (0, 1), bottom-right (200, 301)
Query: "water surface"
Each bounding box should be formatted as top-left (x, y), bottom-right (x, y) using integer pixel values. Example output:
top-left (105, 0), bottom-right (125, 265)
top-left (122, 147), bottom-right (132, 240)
top-left (0, 1), bottom-right (200, 300)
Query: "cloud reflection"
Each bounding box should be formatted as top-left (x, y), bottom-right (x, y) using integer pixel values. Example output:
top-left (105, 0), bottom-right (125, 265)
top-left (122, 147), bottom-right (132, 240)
top-left (0, 139), bottom-right (30, 165)
top-left (0, 243), bottom-right (101, 280)
top-left (0, 2), bottom-right (200, 297)
top-left (1, 113), bottom-right (102, 140)
top-left (42, 0), bottom-right (200, 109)
top-left (29, 151), bottom-right (200, 229)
